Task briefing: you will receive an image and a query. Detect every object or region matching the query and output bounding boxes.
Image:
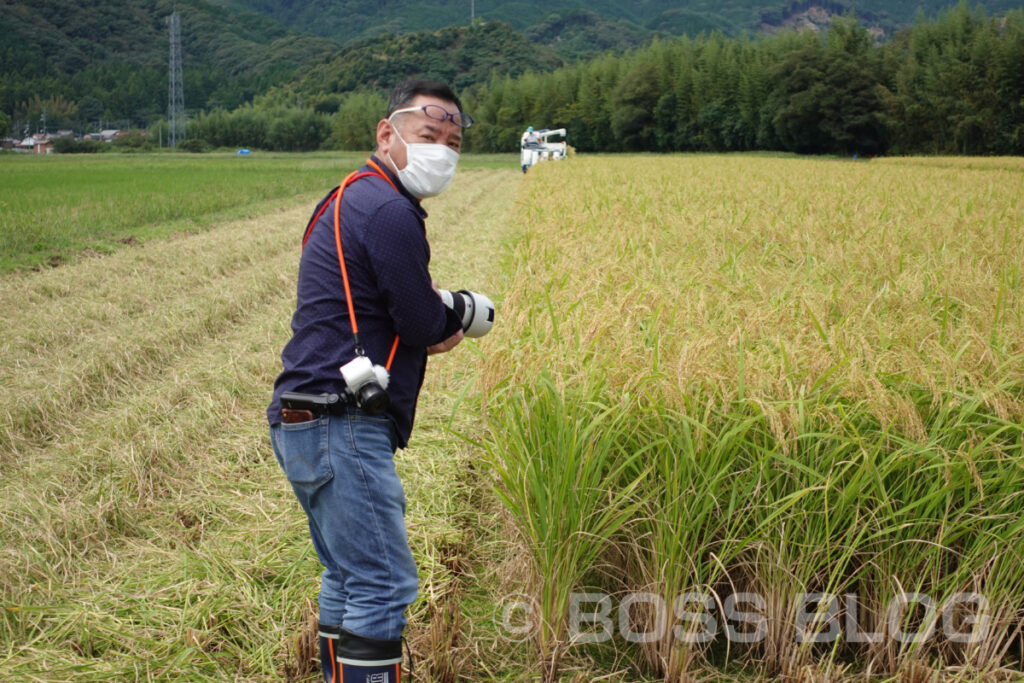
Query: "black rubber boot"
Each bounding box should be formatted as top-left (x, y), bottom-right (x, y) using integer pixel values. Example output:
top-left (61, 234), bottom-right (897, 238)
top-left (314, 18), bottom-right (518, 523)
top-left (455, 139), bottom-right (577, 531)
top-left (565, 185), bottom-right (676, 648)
top-left (318, 623), bottom-right (343, 683)
top-left (336, 628), bottom-right (404, 683)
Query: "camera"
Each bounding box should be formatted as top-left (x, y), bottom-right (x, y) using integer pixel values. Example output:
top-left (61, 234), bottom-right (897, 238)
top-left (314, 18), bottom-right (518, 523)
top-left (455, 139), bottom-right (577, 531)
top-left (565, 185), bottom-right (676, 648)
top-left (339, 355), bottom-right (391, 414)
top-left (439, 289), bottom-right (495, 338)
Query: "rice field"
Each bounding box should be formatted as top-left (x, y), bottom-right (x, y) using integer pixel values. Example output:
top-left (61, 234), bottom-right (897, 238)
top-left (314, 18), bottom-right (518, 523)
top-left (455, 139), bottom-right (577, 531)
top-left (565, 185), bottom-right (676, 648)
top-left (480, 154), bottom-right (1024, 680)
top-left (1, 152), bottom-right (1022, 681)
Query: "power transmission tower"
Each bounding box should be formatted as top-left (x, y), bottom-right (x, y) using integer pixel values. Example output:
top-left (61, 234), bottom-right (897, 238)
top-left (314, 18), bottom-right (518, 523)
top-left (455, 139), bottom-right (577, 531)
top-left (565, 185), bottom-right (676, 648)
top-left (168, 11), bottom-right (185, 147)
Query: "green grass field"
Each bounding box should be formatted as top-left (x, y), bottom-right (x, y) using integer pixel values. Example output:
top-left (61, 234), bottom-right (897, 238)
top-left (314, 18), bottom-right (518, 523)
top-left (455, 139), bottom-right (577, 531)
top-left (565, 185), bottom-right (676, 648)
top-left (1, 152), bottom-right (1022, 681)
top-left (0, 152), bottom-right (515, 272)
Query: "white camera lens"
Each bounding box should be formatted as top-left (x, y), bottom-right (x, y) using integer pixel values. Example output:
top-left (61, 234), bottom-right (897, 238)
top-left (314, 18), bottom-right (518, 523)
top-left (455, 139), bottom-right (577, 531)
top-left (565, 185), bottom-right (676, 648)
top-left (440, 289), bottom-right (495, 338)
top-left (340, 355), bottom-right (375, 388)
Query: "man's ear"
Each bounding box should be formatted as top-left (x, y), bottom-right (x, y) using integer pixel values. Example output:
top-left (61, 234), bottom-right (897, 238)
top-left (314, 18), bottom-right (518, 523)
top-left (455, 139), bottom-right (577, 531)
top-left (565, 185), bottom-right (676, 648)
top-left (376, 118), bottom-right (393, 155)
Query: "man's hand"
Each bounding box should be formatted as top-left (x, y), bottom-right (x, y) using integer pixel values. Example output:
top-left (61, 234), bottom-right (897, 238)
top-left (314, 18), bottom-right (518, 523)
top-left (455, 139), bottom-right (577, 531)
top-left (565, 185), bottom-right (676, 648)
top-left (427, 329), bottom-right (463, 355)
top-left (428, 281), bottom-right (462, 354)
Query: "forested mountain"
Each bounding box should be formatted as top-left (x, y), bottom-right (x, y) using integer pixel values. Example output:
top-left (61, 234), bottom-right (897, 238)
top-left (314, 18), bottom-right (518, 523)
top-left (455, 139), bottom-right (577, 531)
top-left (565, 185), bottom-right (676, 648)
top-left (286, 22), bottom-right (562, 98)
top-left (2, 0), bottom-right (1022, 157)
top-left (0, 0), bottom-right (600, 132)
top-left (0, 0), bottom-right (337, 130)
top-left (213, 0), bottom-right (1024, 44)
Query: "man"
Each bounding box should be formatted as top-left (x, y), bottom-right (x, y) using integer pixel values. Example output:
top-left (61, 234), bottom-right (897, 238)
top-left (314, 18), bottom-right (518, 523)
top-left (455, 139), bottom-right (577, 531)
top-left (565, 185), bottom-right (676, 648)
top-left (267, 79), bottom-right (471, 682)
top-left (522, 125), bottom-right (541, 148)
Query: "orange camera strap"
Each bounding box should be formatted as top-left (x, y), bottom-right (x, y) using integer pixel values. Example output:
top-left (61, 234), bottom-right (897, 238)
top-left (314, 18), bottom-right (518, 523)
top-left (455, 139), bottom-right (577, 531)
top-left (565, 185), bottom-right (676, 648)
top-left (304, 159), bottom-right (401, 370)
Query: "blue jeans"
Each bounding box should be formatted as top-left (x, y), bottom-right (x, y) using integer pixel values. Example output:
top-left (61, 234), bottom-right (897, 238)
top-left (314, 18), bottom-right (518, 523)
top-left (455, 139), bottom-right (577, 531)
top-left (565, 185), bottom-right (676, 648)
top-left (270, 411), bottom-right (419, 640)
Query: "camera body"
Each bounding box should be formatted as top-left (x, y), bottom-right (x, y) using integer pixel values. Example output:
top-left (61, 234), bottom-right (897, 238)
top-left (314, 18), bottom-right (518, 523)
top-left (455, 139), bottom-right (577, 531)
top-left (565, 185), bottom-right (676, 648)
top-left (338, 289), bottom-right (494, 415)
top-left (340, 355), bottom-right (390, 414)
top-left (439, 289), bottom-right (495, 338)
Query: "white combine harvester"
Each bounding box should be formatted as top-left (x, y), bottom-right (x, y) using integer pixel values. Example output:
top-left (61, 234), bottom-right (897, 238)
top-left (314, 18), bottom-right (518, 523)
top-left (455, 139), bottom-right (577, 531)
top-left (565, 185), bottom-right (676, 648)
top-left (520, 126), bottom-right (567, 172)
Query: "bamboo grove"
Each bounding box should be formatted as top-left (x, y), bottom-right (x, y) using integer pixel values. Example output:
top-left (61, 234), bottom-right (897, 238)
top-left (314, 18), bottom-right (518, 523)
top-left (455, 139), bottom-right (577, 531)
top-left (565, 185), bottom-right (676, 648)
top-left (461, 3), bottom-right (1024, 156)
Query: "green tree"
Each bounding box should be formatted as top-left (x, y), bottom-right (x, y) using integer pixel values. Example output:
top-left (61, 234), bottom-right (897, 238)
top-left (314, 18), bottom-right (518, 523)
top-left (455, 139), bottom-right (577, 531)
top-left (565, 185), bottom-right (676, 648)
top-left (327, 91), bottom-right (386, 151)
top-left (767, 42), bottom-right (887, 155)
top-left (266, 108), bottom-right (330, 151)
top-left (610, 58), bottom-right (661, 152)
top-left (884, 1), bottom-right (1008, 154)
top-left (112, 129), bottom-right (154, 151)
top-left (20, 94), bottom-right (79, 131)
top-left (995, 10), bottom-right (1024, 153)
top-left (51, 136), bottom-right (104, 153)
top-left (77, 96), bottom-right (104, 129)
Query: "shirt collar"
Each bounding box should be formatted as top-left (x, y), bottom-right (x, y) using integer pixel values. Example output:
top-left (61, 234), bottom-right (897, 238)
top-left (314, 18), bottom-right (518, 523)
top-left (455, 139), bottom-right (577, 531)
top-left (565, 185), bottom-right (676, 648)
top-left (368, 154), bottom-right (428, 220)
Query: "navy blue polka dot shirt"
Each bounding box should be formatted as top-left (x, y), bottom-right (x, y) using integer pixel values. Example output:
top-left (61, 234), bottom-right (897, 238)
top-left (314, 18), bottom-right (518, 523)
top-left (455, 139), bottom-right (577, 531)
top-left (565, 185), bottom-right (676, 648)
top-left (267, 156), bottom-right (463, 447)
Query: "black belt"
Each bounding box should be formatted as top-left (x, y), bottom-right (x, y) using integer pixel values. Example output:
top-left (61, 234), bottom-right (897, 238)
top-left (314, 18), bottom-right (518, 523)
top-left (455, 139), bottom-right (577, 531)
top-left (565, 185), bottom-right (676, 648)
top-left (280, 391), bottom-right (351, 422)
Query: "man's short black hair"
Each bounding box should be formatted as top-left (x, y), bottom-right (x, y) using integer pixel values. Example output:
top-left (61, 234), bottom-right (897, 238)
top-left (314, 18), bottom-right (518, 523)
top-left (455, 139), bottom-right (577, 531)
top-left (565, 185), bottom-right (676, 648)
top-left (387, 79), bottom-right (463, 117)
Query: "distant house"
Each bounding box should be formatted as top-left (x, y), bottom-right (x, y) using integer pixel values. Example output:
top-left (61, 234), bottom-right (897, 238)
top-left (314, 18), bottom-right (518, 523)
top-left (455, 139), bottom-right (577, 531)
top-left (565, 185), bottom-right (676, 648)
top-left (1, 137), bottom-right (17, 150)
top-left (15, 135), bottom-right (52, 154)
top-left (82, 130), bottom-right (122, 142)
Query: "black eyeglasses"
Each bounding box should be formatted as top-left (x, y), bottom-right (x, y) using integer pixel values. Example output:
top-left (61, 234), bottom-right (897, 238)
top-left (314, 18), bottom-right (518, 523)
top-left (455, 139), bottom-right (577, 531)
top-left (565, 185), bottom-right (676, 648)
top-left (389, 104), bottom-right (474, 129)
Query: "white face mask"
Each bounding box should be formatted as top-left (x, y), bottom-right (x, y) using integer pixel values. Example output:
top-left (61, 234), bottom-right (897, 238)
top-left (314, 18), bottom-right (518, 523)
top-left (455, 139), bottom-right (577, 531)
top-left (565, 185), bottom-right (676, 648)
top-left (388, 126), bottom-right (460, 199)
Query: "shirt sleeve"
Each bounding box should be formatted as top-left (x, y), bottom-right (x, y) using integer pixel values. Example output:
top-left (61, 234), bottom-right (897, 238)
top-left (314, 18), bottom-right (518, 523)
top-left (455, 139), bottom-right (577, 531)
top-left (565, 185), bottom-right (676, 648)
top-left (361, 197), bottom-right (463, 347)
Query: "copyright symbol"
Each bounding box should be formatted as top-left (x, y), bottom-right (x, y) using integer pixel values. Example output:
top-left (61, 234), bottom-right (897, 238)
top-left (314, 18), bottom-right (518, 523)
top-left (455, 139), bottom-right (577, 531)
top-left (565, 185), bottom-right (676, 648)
top-left (493, 592), bottom-right (539, 642)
